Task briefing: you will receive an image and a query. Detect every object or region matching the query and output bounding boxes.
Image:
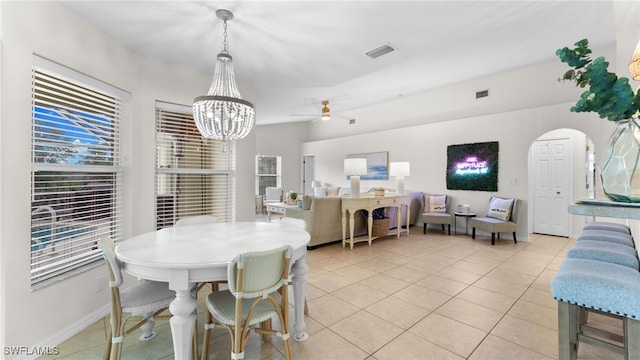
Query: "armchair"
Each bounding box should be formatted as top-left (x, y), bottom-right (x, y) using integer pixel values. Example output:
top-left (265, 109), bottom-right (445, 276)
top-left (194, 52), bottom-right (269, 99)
top-left (422, 194), bottom-right (453, 235)
top-left (264, 187), bottom-right (282, 203)
top-left (470, 196), bottom-right (522, 245)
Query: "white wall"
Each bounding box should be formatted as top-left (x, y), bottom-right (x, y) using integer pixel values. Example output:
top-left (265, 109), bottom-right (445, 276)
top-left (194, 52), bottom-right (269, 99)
top-left (301, 99), bottom-right (614, 240)
top-left (0, 1), bottom-right (257, 354)
top-left (255, 122), bottom-right (309, 195)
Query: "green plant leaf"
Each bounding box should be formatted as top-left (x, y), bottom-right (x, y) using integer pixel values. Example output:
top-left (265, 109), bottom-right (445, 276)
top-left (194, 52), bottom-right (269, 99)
top-left (557, 39), bottom-right (640, 121)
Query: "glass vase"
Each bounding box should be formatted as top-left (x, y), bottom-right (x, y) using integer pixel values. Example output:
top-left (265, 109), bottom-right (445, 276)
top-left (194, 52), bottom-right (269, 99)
top-left (599, 117), bottom-right (640, 202)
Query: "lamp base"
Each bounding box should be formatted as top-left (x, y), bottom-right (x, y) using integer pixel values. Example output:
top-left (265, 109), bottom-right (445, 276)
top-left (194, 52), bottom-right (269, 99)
top-left (396, 177), bottom-right (405, 195)
top-left (350, 175), bottom-right (361, 197)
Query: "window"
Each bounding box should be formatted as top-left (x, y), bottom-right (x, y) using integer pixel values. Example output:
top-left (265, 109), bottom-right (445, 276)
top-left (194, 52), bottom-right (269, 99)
top-left (155, 102), bottom-right (235, 229)
top-left (31, 56), bottom-right (126, 287)
top-left (256, 155), bottom-right (281, 195)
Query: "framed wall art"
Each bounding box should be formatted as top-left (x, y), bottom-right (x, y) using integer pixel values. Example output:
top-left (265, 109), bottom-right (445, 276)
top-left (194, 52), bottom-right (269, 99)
top-left (446, 141), bottom-right (499, 191)
top-left (346, 151), bottom-right (389, 180)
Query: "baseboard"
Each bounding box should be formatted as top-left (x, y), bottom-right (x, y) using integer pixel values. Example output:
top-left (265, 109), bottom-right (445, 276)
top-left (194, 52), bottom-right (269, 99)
top-left (16, 304), bottom-right (109, 360)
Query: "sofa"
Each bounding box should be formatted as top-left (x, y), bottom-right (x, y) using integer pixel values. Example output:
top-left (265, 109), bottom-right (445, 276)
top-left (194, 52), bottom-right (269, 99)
top-left (285, 191), bottom-right (422, 248)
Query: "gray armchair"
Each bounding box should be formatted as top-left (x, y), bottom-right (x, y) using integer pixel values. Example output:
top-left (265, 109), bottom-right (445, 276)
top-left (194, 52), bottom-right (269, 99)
top-left (422, 194), bottom-right (453, 235)
top-left (470, 197), bottom-right (522, 245)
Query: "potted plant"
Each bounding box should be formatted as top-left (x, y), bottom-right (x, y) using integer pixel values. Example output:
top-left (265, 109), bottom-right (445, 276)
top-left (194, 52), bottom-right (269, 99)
top-left (289, 192), bottom-right (298, 204)
top-left (557, 39), bottom-right (640, 202)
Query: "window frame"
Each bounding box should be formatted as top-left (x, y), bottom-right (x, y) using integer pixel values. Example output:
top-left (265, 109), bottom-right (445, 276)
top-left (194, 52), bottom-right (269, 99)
top-left (154, 101), bottom-right (236, 229)
top-left (30, 55), bottom-right (127, 288)
top-left (255, 154), bottom-right (282, 196)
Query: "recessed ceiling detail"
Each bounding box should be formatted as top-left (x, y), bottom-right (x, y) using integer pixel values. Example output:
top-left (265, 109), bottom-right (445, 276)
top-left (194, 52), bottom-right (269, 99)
top-left (365, 43), bottom-right (396, 59)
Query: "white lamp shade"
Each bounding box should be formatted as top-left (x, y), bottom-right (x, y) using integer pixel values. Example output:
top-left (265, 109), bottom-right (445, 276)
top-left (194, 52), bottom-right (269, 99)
top-left (312, 180), bottom-right (322, 188)
top-left (344, 158), bottom-right (367, 175)
top-left (389, 162), bottom-right (410, 177)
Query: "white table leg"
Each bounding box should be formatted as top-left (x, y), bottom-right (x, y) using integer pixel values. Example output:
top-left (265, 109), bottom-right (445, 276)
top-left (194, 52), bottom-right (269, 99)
top-left (342, 210), bottom-right (347, 248)
top-left (291, 256), bottom-right (309, 341)
top-left (367, 213), bottom-right (373, 246)
top-left (349, 211), bottom-right (356, 250)
top-left (396, 205), bottom-right (401, 239)
top-left (406, 204), bottom-right (410, 235)
top-left (168, 288), bottom-right (197, 360)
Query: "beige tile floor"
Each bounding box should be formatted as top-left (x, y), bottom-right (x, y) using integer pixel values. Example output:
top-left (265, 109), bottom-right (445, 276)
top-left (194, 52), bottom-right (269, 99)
top-left (45, 228), bottom-right (625, 360)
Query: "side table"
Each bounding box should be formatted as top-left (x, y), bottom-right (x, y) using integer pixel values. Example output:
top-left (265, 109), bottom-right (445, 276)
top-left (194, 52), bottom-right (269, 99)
top-left (454, 212), bottom-right (476, 235)
top-left (266, 202), bottom-right (298, 221)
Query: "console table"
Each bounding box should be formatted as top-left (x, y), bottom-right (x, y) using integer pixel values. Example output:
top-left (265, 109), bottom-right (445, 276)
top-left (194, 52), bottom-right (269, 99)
top-left (568, 199), bottom-right (640, 220)
top-left (341, 194), bottom-right (410, 249)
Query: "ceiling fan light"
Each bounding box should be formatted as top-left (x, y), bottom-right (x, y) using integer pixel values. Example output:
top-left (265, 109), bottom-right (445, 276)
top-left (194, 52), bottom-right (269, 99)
top-left (320, 100), bottom-right (330, 121)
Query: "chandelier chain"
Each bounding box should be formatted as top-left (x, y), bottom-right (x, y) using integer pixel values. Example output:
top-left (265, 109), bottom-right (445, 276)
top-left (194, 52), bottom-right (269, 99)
top-left (222, 20), bottom-right (229, 53)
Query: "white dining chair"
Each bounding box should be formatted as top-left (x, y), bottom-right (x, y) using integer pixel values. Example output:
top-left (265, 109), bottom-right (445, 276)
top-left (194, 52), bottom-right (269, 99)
top-left (97, 238), bottom-right (176, 360)
top-left (201, 246), bottom-right (294, 360)
top-left (175, 215), bottom-right (217, 227)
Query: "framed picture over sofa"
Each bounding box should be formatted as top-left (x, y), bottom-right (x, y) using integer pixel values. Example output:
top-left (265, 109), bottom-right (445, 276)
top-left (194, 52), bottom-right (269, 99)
top-left (346, 151), bottom-right (388, 180)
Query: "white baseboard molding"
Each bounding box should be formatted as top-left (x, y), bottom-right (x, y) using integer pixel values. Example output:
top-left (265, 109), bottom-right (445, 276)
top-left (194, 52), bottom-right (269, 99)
top-left (13, 304), bottom-right (109, 360)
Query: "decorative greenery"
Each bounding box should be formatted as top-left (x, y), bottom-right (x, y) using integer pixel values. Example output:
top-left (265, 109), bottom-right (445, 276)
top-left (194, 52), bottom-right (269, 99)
top-left (556, 38), bottom-right (640, 121)
top-left (290, 192), bottom-right (298, 200)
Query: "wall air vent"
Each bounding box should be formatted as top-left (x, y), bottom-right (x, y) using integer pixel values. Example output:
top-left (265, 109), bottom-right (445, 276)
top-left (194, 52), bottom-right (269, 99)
top-left (365, 43), bottom-right (395, 59)
top-left (476, 89), bottom-right (489, 99)
top-left (349, 118), bottom-right (356, 125)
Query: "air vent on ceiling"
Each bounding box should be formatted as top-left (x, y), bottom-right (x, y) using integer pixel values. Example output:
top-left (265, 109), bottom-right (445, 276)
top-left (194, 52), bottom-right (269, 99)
top-left (476, 89), bottom-right (489, 99)
top-left (349, 118), bottom-right (356, 125)
top-left (365, 43), bottom-right (395, 59)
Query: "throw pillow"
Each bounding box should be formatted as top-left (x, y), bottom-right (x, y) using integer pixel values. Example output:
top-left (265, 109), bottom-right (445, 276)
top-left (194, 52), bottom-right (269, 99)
top-left (314, 187), bottom-right (327, 197)
top-left (428, 195), bottom-right (447, 213)
top-left (302, 195), bottom-right (313, 210)
top-left (326, 187), bottom-right (340, 196)
top-left (487, 197), bottom-right (514, 221)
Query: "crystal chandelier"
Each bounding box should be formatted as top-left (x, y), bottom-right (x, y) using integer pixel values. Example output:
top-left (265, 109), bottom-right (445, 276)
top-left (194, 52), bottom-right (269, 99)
top-left (193, 9), bottom-right (255, 151)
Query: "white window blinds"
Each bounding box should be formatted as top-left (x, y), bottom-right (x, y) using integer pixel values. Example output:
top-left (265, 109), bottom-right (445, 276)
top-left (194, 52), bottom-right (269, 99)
top-left (31, 58), bottom-right (123, 287)
top-left (155, 102), bottom-right (235, 229)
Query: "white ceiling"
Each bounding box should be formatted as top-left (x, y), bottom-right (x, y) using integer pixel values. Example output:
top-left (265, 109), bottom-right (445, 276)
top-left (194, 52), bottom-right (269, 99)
top-left (60, 1), bottom-right (617, 125)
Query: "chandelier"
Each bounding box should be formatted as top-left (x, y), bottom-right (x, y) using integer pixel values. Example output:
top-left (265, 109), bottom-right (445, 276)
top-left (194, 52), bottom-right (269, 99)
top-left (193, 9), bottom-right (255, 151)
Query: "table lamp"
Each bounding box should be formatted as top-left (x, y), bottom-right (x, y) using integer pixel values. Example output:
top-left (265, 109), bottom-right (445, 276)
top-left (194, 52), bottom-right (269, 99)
top-left (344, 158), bottom-right (367, 197)
top-left (389, 161), bottom-right (410, 195)
top-left (312, 180), bottom-right (323, 196)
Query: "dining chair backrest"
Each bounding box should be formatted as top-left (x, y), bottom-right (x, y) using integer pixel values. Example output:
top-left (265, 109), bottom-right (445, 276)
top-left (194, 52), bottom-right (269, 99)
top-left (227, 245), bottom-right (293, 299)
top-left (175, 215), bottom-right (217, 227)
top-left (97, 237), bottom-right (123, 287)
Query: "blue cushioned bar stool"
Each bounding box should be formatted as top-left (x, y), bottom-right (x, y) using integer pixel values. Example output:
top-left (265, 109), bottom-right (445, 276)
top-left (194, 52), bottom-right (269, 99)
top-left (577, 230), bottom-right (635, 248)
top-left (567, 240), bottom-right (639, 269)
top-left (582, 221), bottom-right (631, 235)
top-left (551, 258), bottom-right (640, 360)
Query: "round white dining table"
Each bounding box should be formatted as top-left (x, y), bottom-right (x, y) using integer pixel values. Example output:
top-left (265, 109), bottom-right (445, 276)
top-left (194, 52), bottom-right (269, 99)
top-left (115, 221), bottom-right (310, 360)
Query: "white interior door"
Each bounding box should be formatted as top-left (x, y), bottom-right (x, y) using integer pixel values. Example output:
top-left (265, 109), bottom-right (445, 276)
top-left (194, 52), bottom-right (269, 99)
top-left (302, 155), bottom-right (315, 195)
top-left (533, 138), bottom-right (571, 236)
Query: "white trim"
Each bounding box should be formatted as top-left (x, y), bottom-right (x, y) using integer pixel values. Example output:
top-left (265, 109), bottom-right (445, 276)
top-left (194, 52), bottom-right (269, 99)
top-left (24, 304), bottom-right (109, 360)
top-left (155, 100), bottom-right (191, 113)
top-left (33, 54), bottom-right (130, 100)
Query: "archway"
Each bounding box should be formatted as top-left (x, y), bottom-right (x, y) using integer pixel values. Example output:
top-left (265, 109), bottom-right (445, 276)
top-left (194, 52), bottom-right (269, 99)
top-left (528, 128), bottom-right (594, 239)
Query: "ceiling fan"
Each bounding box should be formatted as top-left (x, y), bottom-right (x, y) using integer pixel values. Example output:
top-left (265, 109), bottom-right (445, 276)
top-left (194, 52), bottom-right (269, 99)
top-left (290, 99), bottom-right (333, 122)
